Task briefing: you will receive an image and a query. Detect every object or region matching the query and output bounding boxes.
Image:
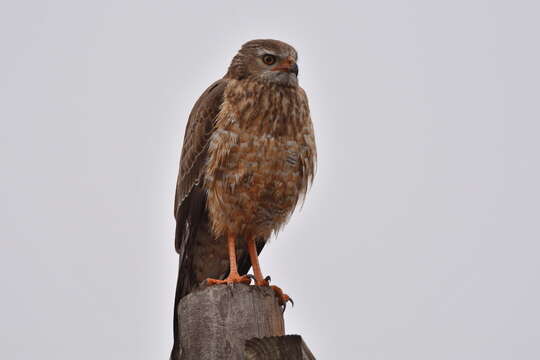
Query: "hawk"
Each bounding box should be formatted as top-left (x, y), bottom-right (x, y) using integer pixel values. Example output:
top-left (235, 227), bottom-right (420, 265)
top-left (170, 39), bottom-right (316, 359)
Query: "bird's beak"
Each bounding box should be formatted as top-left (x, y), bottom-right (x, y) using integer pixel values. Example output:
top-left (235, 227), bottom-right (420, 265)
top-left (272, 56), bottom-right (298, 76)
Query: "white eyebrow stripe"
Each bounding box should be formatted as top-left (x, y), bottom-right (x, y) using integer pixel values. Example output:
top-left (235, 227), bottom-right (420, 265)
top-left (257, 48), bottom-right (277, 56)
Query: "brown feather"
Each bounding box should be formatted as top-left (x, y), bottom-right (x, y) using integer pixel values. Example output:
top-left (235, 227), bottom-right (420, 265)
top-left (205, 78), bottom-right (316, 240)
top-left (174, 80), bottom-right (226, 219)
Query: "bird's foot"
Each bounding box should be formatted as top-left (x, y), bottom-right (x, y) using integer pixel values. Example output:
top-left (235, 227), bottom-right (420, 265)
top-left (255, 276), bottom-right (270, 287)
top-left (270, 285), bottom-right (293, 309)
top-left (206, 272), bottom-right (252, 285)
top-left (253, 276), bottom-right (293, 309)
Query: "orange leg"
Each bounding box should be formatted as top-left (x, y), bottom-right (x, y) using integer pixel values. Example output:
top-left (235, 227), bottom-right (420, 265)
top-left (247, 236), bottom-right (292, 307)
top-left (247, 236), bottom-right (266, 286)
top-left (207, 234), bottom-right (251, 285)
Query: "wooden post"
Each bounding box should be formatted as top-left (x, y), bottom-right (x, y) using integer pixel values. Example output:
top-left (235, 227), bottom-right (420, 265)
top-left (176, 283), bottom-right (315, 359)
top-left (245, 335), bottom-right (316, 360)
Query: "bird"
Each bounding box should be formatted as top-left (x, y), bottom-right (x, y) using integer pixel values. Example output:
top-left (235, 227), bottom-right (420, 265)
top-left (170, 39), bottom-right (316, 360)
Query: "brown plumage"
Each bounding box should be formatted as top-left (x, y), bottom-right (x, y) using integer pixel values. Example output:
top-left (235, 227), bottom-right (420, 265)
top-left (170, 39), bottom-right (316, 360)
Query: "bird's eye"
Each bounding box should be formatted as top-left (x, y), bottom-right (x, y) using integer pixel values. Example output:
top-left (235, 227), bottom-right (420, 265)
top-left (262, 54), bottom-right (276, 65)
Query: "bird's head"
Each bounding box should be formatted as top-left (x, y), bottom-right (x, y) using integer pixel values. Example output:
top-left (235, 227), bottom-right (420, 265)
top-left (226, 39), bottom-right (299, 87)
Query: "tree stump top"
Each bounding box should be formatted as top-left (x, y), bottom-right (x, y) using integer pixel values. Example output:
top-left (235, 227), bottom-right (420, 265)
top-left (177, 284), bottom-right (285, 360)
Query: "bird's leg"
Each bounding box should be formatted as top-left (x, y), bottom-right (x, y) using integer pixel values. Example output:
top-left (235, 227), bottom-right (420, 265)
top-left (247, 236), bottom-right (267, 286)
top-left (247, 236), bottom-right (292, 307)
top-left (207, 234), bottom-right (251, 285)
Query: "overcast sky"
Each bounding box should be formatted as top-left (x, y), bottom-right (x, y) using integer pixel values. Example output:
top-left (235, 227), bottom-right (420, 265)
top-left (2, 1), bottom-right (540, 359)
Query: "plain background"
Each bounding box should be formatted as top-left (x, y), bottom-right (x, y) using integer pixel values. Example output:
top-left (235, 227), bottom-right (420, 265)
top-left (2, 1), bottom-right (539, 359)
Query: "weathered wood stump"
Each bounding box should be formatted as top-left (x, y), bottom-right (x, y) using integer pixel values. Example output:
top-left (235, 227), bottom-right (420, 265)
top-left (177, 283), bottom-right (285, 359)
top-left (245, 335), bottom-right (316, 360)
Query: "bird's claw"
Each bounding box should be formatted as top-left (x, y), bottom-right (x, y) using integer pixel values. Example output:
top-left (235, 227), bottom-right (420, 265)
top-left (280, 295), bottom-right (294, 312)
top-left (251, 275), bottom-right (292, 310)
top-left (270, 285), bottom-right (293, 311)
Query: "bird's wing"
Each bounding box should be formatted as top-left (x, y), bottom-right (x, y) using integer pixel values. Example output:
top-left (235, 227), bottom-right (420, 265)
top-left (171, 79), bottom-right (226, 360)
top-left (175, 79), bottom-right (226, 220)
top-left (174, 78), bottom-right (226, 298)
top-left (174, 79), bottom-right (226, 254)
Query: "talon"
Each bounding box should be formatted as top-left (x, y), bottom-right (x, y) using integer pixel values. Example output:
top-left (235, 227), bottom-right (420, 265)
top-left (264, 275), bottom-right (272, 283)
top-left (280, 295), bottom-right (293, 312)
top-left (270, 285), bottom-right (292, 309)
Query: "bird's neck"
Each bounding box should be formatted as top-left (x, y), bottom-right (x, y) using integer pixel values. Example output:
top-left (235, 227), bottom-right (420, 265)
top-left (220, 79), bottom-right (305, 137)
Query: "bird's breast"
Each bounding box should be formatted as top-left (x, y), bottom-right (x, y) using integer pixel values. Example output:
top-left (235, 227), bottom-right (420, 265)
top-left (204, 124), bottom-right (305, 239)
top-left (203, 80), bottom-right (315, 239)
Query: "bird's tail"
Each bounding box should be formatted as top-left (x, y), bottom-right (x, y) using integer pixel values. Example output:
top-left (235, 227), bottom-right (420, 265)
top-left (169, 258), bottom-right (182, 360)
top-left (170, 211), bottom-right (201, 360)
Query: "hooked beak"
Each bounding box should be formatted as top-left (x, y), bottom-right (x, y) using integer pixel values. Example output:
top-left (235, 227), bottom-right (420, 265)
top-left (272, 56), bottom-right (298, 76)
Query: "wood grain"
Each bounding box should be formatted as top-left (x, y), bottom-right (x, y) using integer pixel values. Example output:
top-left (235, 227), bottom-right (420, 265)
top-left (176, 284), bottom-right (285, 360)
top-left (245, 335), bottom-right (316, 360)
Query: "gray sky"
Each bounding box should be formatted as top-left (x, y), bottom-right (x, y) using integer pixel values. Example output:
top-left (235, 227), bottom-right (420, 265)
top-left (2, 1), bottom-right (540, 359)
